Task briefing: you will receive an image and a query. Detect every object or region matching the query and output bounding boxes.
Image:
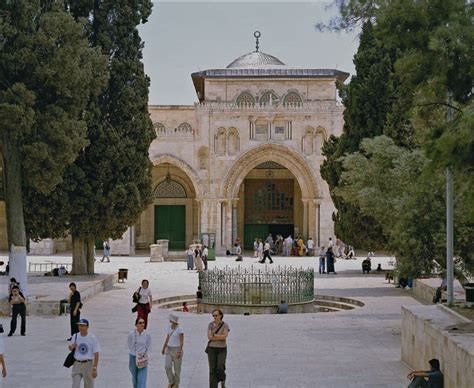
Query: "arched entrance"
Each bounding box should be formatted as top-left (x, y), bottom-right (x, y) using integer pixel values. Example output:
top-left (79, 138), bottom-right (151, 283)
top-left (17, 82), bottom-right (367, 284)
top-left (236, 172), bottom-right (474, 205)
top-left (135, 156), bottom-right (201, 251)
top-left (219, 144), bottom-right (320, 251)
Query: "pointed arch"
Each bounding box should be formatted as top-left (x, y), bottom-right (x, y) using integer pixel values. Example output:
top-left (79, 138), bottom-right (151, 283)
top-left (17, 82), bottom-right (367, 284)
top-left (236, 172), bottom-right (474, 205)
top-left (236, 92), bottom-right (255, 107)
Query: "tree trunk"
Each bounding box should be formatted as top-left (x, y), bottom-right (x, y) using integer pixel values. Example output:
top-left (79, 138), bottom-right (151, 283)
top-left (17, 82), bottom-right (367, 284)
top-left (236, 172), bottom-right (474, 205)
top-left (1, 133), bottom-right (28, 294)
top-left (72, 235), bottom-right (95, 275)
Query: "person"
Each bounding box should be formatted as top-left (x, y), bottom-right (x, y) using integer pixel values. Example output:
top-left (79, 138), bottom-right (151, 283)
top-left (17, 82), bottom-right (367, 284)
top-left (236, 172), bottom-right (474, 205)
top-left (362, 257), bottom-right (372, 274)
top-left (185, 247), bottom-right (194, 270)
top-left (259, 241), bottom-right (273, 264)
top-left (207, 309), bottom-right (229, 388)
top-left (407, 358), bottom-right (444, 388)
top-left (306, 237), bottom-right (314, 256)
top-left (196, 286), bottom-right (203, 314)
top-left (202, 245), bottom-right (209, 270)
top-left (265, 233), bottom-right (274, 248)
top-left (344, 245), bottom-right (355, 260)
top-left (253, 238), bottom-right (259, 258)
top-left (58, 265), bottom-right (68, 276)
top-left (433, 279), bottom-right (447, 304)
top-left (135, 280), bottom-right (153, 329)
top-left (69, 319), bottom-right (100, 388)
top-left (8, 285), bottom-right (26, 336)
top-left (326, 245), bottom-right (337, 274)
top-left (318, 246), bottom-right (326, 274)
top-left (68, 282), bottom-right (82, 340)
top-left (0, 328), bottom-right (7, 386)
top-left (297, 237), bottom-right (304, 256)
top-left (275, 235), bottom-right (283, 255)
top-left (194, 245), bottom-right (203, 272)
top-left (376, 263), bottom-right (382, 272)
top-left (257, 239), bottom-right (263, 262)
top-left (128, 317), bottom-right (151, 388)
top-left (101, 241), bottom-right (110, 262)
top-left (162, 314), bottom-right (184, 388)
top-left (182, 302), bottom-right (189, 312)
top-left (235, 244), bottom-right (242, 262)
top-left (283, 235), bottom-right (292, 257)
top-left (277, 300), bottom-right (288, 314)
top-left (8, 278), bottom-right (19, 295)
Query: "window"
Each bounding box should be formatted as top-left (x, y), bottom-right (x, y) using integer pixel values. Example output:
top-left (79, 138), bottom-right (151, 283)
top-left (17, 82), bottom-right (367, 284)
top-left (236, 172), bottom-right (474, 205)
top-left (273, 119), bottom-right (286, 140)
top-left (227, 128), bottom-right (239, 155)
top-left (283, 92), bottom-right (303, 107)
top-left (236, 92), bottom-right (255, 107)
top-left (255, 119), bottom-right (268, 140)
top-left (177, 123), bottom-right (192, 134)
top-left (154, 122), bottom-right (166, 136)
top-left (260, 91), bottom-right (279, 106)
top-left (215, 128), bottom-right (226, 156)
top-left (155, 180), bottom-right (187, 198)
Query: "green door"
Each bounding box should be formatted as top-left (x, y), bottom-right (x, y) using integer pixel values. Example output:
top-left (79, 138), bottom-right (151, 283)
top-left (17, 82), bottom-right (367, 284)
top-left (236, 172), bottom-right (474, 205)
top-left (155, 205), bottom-right (185, 250)
top-left (244, 224), bottom-right (269, 249)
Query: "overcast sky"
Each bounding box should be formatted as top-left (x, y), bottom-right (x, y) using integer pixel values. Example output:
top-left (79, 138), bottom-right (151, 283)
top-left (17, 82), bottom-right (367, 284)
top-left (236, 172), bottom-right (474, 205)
top-left (139, 1), bottom-right (360, 105)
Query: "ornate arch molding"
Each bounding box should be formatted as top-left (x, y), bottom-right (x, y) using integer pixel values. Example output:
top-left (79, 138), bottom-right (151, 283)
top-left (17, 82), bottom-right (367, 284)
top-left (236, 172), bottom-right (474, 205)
top-left (220, 144), bottom-right (320, 199)
top-left (151, 154), bottom-right (202, 198)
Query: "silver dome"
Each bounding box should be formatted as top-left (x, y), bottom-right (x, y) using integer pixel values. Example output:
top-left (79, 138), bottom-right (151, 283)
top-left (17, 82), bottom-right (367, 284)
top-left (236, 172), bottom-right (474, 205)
top-left (226, 51), bottom-right (286, 68)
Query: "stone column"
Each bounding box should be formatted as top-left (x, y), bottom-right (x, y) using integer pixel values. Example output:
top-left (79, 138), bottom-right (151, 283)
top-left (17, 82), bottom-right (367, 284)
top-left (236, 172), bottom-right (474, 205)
top-left (314, 198), bottom-right (322, 247)
top-left (224, 200), bottom-right (232, 249)
top-left (195, 198), bottom-right (202, 238)
top-left (307, 200), bottom-right (316, 240)
top-left (302, 198), bottom-right (309, 238)
top-left (231, 198), bottom-right (239, 244)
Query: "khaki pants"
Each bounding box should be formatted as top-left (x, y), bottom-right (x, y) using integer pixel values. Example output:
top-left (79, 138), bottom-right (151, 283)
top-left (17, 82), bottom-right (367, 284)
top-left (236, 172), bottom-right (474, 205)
top-left (165, 347), bottom-right (182, 387)
top-left (72, 360), bottom-right (94, 388)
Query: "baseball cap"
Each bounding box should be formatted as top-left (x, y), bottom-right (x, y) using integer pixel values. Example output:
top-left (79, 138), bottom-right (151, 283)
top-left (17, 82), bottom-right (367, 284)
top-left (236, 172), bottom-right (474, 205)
top-left (76, 319), bottom-right (89, 326)
top-left (169, 314), bottom-right (179, 324)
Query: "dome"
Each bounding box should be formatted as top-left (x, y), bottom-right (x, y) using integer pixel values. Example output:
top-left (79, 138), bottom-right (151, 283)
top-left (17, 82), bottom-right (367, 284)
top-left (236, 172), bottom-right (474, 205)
top-left (226, 51), bottom-right (286, 68)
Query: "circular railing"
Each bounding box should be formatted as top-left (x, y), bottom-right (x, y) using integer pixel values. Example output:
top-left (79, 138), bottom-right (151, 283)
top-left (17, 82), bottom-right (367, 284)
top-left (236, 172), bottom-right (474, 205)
top-left (199, 265), bottom-right (314, 305)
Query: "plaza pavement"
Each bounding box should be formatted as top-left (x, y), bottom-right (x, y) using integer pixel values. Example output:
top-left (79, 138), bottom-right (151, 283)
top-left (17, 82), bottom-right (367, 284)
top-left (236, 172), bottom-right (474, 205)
top-left (0, 253), bottom-right (419, 388)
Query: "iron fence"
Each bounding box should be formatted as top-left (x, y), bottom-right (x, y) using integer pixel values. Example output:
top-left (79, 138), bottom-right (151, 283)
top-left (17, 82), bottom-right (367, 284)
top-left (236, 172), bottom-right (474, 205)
top-left (28, 262), bottom-right (72, 273)
top-left (199, 265), bottom-right (314, 305)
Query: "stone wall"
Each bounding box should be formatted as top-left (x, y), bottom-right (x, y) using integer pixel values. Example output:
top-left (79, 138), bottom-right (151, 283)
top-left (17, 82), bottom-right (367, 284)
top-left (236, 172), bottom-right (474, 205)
top-left (401, 305), bottom-right (474, 388)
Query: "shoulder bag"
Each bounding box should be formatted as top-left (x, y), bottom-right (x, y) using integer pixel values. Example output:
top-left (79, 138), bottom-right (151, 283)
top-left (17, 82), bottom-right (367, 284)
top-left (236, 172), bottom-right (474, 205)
top-left (135, 331), bottom-right (149, 369)
top-left (64, 334), bottom-right (78, 368)
top-left (132, 287), bottom-right (141, 304)
top-left (205, 322), bottom-right (225, 354)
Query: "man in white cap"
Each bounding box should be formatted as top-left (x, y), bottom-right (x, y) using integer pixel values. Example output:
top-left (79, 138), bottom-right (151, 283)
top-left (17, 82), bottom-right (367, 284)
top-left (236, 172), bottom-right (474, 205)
top-left (68, 319), bottom-right (100, 388)
top-left (161, 314), bottom-right (184, 388)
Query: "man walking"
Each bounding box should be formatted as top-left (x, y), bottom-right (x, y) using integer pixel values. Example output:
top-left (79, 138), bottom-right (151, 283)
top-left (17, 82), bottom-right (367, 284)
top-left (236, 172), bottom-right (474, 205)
top-left (307, 237), bottom-right (314, 256)
top-left (69, 319), bottom-right (100, 388)
top-left (8, 285), bottom-right (26, 337)
top-left (259, 241), bottom-right (274, 264)
top-left (202, 245), bottom-right (209, 270)
top-left (100, 241), bottom-right (110, 262)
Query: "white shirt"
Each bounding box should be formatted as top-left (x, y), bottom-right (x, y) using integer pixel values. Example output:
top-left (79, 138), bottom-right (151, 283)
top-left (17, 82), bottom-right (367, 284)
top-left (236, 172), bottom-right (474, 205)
top-left (285, 237), bottom-right (293, 244)
top-left (307, 239), bottom-right (314, 249)
top-left (258, 242), bottom-right (263, 252)
top-left (128, 329), bottom-right (152, 355)
top-left (264, 242), bottom-right (270, 251)
top-left (203, 248), bottom-right (209, 257)
top-left (138, 287), bottom-right (152, 304)
top-left (71, 332), bottom-right (100, 361)
top-left (167, 326), bottom-right (183, 347)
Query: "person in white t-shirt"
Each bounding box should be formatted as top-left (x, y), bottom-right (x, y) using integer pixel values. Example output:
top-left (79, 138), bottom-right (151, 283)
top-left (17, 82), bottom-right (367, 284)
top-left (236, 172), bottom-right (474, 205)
top-left (135, 280), bottom-right (153, 329)
top-left (161, 314), bottom-right (184, 388)
top-left (0, 334), bottom-right (7, 387)
top-left (306, 238), bottom-right (314, 256)
top-left (68, 319), bottom-right (100, 388)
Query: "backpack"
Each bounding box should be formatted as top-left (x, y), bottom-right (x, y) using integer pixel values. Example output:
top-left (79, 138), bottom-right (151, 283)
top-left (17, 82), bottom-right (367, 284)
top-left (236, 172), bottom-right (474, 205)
top-left (105, 243), bottom-right (110, 250)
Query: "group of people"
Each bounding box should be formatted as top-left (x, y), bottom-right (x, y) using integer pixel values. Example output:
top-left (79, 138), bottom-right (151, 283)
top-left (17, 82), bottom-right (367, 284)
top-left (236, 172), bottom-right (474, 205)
top-left (185, 245), bottom-right (209, 272)
top-left (67, 279), bottom-right (229, 388)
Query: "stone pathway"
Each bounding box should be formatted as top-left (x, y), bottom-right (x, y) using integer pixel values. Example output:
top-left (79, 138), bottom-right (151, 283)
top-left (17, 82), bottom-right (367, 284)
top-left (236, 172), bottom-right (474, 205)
top-left (0, 253), bottom-right (417, 387)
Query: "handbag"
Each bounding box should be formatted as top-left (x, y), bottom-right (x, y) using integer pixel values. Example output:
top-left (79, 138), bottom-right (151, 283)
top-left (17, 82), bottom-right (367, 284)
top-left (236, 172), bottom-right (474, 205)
top-left (135, 331), bottom-right (148, 369)
top-left (63, 334), bottom-right (77, 368)
top-left (204, 322), bottom-right (224, 354)
top-left (132, 287), bottom-right (141, 304)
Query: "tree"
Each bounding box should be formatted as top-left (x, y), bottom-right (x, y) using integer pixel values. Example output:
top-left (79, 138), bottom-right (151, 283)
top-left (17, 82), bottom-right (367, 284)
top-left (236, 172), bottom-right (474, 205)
top-left (23, 0), bottom-right (155, 275)
top-left (320, 20), bottom-right (394, 248)
top-left (0, 1), bottom-right (107, 291)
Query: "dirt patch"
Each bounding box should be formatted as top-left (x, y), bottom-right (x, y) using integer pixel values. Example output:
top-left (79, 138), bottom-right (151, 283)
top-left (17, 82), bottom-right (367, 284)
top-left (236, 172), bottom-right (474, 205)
top-left (450, 305), bottom-right (474, 321)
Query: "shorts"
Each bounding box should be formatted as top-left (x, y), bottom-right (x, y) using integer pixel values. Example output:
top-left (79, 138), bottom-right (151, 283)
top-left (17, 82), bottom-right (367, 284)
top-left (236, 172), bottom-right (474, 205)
top-left (197, 298), bottom-right (203, 304)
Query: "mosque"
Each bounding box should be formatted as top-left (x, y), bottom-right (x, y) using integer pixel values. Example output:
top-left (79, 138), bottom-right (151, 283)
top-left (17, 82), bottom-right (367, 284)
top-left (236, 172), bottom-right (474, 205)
top-left (0, 33), bottom-right (348, 255)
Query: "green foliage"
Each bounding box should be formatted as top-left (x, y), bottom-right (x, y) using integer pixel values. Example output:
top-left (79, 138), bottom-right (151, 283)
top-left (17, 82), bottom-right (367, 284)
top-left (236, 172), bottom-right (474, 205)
top-left (23, 0), bottom-right (155, 244)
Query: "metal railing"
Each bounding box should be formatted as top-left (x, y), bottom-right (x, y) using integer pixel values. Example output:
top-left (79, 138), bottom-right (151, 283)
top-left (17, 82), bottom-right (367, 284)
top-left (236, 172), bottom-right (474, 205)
top-left (199, 265), bottom-right (314, 305)
top-left (28, 262), bottom-right (72, 273)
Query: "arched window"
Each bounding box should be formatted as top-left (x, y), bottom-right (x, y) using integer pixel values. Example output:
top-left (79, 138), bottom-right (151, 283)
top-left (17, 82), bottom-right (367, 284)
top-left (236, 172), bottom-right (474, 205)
top-left (153, 122), bottom-right (166, 136)
top-left (215, 128), bottom-right (226, 156)
top-left (227, 128), bottom-right (240, 155)
top-left (283, 92), bottom-right (303, 107)
top-left (236, 92), bottom-right (255, 107)
top-left (315, 127), bottom-right (327, 155)
top-left (177, 122), bottom-right (192, 134)
top-left (303, 127), bottom-right (314, 155)
top-left (154, 180), bottom-right (187, 198)
top-left (260, 91), bottom-right (279, 106)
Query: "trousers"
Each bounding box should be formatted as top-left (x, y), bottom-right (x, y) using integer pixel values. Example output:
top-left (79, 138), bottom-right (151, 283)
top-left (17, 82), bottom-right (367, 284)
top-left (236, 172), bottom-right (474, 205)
top-left (207, 347), bottom-right (227, 388)
top-left (71, 360), bottom-right (94, 388)
top-left (10, 304), bottom-right (26, 335)
top-left (165, 347), bottom-right (182, 387)
top-left (136, 304), bottom-right (150, 329)
top-left (129, 354), bottom-right (147, 388)
top-left (319, 257), bottom-right (326, 274)
top-left (408, 376), bottom-right (430, 387)
top-left (261, 251), bottom-right (273, 263)
top-left (70, 311), bottom-right (80, 336)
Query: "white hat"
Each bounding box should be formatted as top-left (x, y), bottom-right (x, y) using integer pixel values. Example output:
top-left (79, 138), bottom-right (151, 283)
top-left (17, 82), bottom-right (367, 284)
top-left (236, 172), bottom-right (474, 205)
top-left (169, 314), bottom-right (179, 324)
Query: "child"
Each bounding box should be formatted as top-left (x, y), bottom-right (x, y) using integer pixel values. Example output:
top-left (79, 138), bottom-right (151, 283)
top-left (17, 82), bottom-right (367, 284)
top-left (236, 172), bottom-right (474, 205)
top-left (196, 286), bottom-right (203, 314)
top-left (161, 314), bottom-right (184, 388)
top-left (182, 302), bottom-right (189, 312)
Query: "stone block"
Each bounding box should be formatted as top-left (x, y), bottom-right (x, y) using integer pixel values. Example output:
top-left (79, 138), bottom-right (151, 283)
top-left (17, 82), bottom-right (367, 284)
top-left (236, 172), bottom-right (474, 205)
top-left (150, 244), bottom-right (164, 262)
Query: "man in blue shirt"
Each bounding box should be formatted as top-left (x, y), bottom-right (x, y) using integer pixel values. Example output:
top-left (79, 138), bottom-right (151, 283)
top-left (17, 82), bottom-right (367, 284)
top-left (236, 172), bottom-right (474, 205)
top-left (407, 358), bottom-right (444, 388)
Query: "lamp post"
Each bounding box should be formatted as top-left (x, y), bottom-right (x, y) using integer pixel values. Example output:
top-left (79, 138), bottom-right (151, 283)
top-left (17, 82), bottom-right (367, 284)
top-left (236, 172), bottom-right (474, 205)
top-left (446, 94), bottom-right (454, 304)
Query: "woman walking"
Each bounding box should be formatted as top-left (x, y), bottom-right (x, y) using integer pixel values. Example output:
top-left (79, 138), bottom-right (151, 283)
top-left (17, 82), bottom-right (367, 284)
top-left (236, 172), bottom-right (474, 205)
top-left (162, 314), bottom-right (184, 388)
top-left (134, 280), bottom-right (153, 329)
top-left (128, 318), bottom-right (151, 388)
top-left (68, 282), bottom-right (82, 340)
top-left (207, 309), bottom-right (230, 388)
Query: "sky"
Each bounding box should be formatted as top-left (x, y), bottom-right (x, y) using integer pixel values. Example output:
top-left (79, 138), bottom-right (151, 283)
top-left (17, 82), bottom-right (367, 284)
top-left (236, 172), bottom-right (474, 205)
top-left (139, 1), bottom-right (360, 105)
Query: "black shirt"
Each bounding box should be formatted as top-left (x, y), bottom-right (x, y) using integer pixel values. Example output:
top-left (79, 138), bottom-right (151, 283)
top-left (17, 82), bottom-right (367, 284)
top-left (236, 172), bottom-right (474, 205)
top-left (197, 291), bottom-right (203, 299)
top-left (427, 370), bottom-right (444, 388)
top-left (70, 291), bottom-right (82, 313)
